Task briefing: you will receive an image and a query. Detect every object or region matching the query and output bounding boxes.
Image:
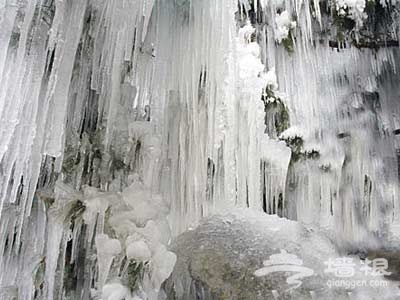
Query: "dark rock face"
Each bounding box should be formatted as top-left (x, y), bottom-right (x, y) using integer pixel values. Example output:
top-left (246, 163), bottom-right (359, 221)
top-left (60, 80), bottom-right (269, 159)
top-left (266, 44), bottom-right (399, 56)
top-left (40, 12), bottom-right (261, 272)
top-left (163, 209), bottom-right (397, 300)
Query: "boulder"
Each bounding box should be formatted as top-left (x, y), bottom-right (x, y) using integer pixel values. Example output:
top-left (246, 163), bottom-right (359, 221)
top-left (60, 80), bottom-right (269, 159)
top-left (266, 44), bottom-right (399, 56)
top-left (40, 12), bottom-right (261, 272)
top-left (163, 209), bottom-right (397, 300)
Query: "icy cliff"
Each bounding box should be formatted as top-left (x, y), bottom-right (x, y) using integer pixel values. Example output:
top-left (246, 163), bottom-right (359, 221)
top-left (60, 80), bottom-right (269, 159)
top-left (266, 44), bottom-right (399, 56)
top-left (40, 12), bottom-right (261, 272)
top-left (1, 0), bottom-right (400, 299)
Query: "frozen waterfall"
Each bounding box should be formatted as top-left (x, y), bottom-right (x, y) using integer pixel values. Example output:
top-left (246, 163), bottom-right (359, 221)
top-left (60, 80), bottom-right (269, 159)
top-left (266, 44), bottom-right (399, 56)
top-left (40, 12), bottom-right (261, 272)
top-left (1, 0), bottom-right (400, 299)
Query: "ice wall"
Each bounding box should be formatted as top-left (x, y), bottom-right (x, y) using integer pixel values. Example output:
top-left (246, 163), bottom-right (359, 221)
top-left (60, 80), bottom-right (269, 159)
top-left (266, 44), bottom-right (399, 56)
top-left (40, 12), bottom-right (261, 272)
top-left (1, 0), bottom-right (400, 298)
top-left (256, 0), bottom-right (400, 249)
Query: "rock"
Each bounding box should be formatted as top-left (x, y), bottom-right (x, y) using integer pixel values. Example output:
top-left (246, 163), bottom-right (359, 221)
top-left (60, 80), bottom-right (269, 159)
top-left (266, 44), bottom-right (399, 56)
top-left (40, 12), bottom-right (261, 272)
top-left (163, 209), bottom-right (397, 300)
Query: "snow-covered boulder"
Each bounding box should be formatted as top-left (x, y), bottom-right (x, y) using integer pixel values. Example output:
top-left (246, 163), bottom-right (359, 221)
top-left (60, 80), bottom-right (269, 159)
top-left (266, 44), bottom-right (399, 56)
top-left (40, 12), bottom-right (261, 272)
top-left (163, 209), bottom-right (397, 299)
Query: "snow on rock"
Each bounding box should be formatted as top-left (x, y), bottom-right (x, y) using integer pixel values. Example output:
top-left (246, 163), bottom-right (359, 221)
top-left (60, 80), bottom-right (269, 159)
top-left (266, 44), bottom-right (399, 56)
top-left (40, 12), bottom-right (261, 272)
top-left (275, 10), bottom-right (296, 43)
top-left (263, 67), bottom-right (278, 91)
top-left (336, 0), bottom-right (367, 28)
top-left (237, 23), bottom-right (265, 83)
top-left (279, 125), bottom-right (307, 140)
top-left (164, 208), bottom-right (397, 299)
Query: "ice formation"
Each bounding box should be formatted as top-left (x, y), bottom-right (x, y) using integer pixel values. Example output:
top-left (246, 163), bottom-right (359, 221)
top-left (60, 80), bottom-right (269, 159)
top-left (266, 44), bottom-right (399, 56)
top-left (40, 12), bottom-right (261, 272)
top-left (1, 0), bottom-right (400, 298)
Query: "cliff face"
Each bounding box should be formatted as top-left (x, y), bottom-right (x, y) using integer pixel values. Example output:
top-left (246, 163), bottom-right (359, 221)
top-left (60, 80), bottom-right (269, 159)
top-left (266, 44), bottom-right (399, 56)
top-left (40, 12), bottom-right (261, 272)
top-left (1, 0), bottom-right (400, 299)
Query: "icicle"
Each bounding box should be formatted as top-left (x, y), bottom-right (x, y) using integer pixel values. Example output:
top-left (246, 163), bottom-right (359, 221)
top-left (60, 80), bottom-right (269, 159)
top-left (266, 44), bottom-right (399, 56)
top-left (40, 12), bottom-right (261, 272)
top-left (44, 0), bottom-right (88, 158)
top-left (95, 234), bottom-right (122, 289)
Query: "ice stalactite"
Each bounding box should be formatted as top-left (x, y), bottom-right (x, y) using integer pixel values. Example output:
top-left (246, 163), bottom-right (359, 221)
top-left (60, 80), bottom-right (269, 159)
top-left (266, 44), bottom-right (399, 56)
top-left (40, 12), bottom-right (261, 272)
top-left (276, 35), bottom-right (400, 249)
top-left (247, 0), bottom-right (400, 250)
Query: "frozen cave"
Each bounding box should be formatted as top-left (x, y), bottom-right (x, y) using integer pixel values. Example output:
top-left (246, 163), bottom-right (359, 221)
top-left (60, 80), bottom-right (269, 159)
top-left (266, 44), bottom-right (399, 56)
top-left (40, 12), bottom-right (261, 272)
top-left (2, 0), bottom-right (400, 299)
